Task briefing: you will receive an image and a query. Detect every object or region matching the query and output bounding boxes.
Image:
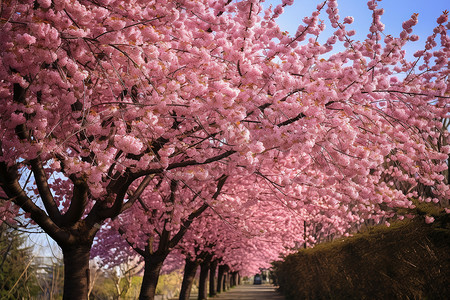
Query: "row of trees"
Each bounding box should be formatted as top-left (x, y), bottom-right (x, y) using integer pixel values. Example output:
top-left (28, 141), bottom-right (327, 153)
top-left (1, 0), bottom-right (448, 299)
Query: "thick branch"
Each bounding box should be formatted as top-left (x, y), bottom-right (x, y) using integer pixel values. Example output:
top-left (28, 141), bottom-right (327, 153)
top-left (87, 174), bottom-right (134, 223)
top-left (61, 175), bottom-right (89, 227)
top-left (89, 149), bottom-right (232, 224)
top-left (12, 84), bottom-right (62, 223)
top-left (133, 150), bottom-right (236, 178)
top-left (30, 157), bottom-right (62, 224)
top-left (0, 162), bottom-right (70, 244)
top-left (169, 202), bottom-right (210, 249)
top-left (159, 180), bottom-right (178, 252)
top-left (121, 174), bottom-right (154, 212)
top-left (211, 175), bottom-right (228, 200)
top-left (277, 112), bottom-right (306, 127)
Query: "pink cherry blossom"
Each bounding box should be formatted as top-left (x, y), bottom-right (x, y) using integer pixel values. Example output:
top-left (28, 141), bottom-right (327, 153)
top-left (425, 216), bottom-right (435, 224)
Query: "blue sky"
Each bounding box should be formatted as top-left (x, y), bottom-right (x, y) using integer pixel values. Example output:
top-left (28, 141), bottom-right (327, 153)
top-left (263, 0), bottom-right (449, 57)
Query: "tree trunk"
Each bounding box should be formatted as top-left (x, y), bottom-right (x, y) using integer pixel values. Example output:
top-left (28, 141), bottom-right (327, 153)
top-left (230, 272), bottom-right (234, 287)
top-left (231, 272), bottom-right (238, 287)
top-left (179, 257), bottom-right (199, 300)
top-left (139, 255), bottom-right (165, 300)
top-left (198, 258), bottom-right (210, 300)
top-left (209, 260), bottom-right (218, 297)
top-left (62, 245), bottom-right (91, 300)
top-left (217, 265), bottom-right (225, 293)
top-left (222, 272), bottom-right (227, 291)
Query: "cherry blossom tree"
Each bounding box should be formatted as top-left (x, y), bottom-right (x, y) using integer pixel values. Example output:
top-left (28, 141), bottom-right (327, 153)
top-left (1, 0), bottom-right (449, 299)
top-left (92, 170), bottom-right (347, 300)
top-left (172, 177), bottom-right (324, 300)
top-left (92, 173), bottom-right (227, 299)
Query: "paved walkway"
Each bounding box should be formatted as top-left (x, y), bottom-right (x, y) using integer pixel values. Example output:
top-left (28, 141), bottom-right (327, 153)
top-left (171, 284), bottom-right (285, 300)
top-left (211, 284), bottom-right (285, 300)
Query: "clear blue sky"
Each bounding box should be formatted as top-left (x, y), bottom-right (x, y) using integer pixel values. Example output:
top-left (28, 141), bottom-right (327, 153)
top-left (263, 0), bottom-right (449, 56)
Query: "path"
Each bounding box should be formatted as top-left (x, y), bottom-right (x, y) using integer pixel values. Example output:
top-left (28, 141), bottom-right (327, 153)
top-left (170, 284), bottom-right (285, 300)
top-left (211, 284), bottom-right (285, 300)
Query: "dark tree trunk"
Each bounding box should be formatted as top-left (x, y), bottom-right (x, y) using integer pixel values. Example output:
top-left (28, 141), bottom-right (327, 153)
top-left (223, 272), bottom-right (227, 291)
top-left (230, 272), bottom-right (234, 287)
top-left (139, 255), bottom-right (165, 300)
top-left (198, 258), bottom-right (210, 300)
top-left (62, 244), bottom-right (91, 300)
top-left (232, 272), bottom-right (239, 287)
top-left (179, 257), bottom-right (200, 300)
top-left (209, 260), bottom-right (218, 297)
top-left (230, 272), bottom-right (235, 287)
top-left (238, 273), bottom-right (241, 285)
top-left (217, 265), bottom-right (226, 293)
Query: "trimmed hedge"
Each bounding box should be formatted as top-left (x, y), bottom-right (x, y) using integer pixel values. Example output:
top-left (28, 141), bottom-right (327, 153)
top-left (273, 215), bottom-right (450, 300)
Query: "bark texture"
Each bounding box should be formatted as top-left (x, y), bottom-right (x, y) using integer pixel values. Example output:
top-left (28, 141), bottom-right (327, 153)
top-left (179, 258), bottom-right (200, 300)
top-left (139, 256), bottom-right (165, 300)
top-left (62, 245), bottom-right (91, 300)
top-left (209, 260), bottom-right (218, 297)
top-left (217, 265), bottom-right (226, 293)
top-left (198, 257), bottom-right (211, 300)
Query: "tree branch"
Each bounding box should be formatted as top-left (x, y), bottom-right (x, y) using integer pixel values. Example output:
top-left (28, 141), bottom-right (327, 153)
top-left (132, 150), bottom-right (236, 178)
top-left (61, 175), bottom-right (89, 227)
top-left (245, 88), bottom-right (305, 118)
top-left (364, 90), bottom-right (450, 99)
top-left (167, 150), bottom-right (236, 170)
top-left (118, 227), bottom-right (145, 257)
top-left (0, 162), bottom-right (70, 245)
top-left (121, 174), bottom-right (154, 213)
top-left (88, 173), bottom-right (135, 223)
top-left (12, 84), bottom-right (63, 224)
top-left (30, 157), bottom-right (62, 224)
top-left (277, 112), bottom-right (306, 127)
top-left (169, 175), bottom-right (228, 248)
top-left (159, 180), bottom-right (178, 252)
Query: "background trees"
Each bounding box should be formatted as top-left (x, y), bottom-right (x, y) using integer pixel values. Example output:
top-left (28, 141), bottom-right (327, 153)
top-left (0, 223), bottom-right (40, 299)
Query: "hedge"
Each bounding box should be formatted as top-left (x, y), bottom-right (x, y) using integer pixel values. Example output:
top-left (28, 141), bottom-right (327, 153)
top-left (273, 214), bottom-right (450, 300)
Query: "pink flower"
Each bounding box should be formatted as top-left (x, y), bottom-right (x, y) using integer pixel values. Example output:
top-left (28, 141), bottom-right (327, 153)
top-left (16, 33), bottom-right (36, 46)
top-left (38, 0), bottom-right (52, 8)
top-left (114, 135), bottom-right (144, 155)
top-left (409, 34), bottom-right (419, 41)
top-left (425, 216), bottom-right (435, 224)
top-left (437, 12), bottom-right (448, 24)
top-left (343, 16), bottom-right (354, 24)
top-left (9, 112), bottom-right (26, 126)
top-left (282, 0), bottom-right (294, 5)
top-left (274, 5), bottom-right (284, 16)
top-left (250, 141), bottom-right (265, 154)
